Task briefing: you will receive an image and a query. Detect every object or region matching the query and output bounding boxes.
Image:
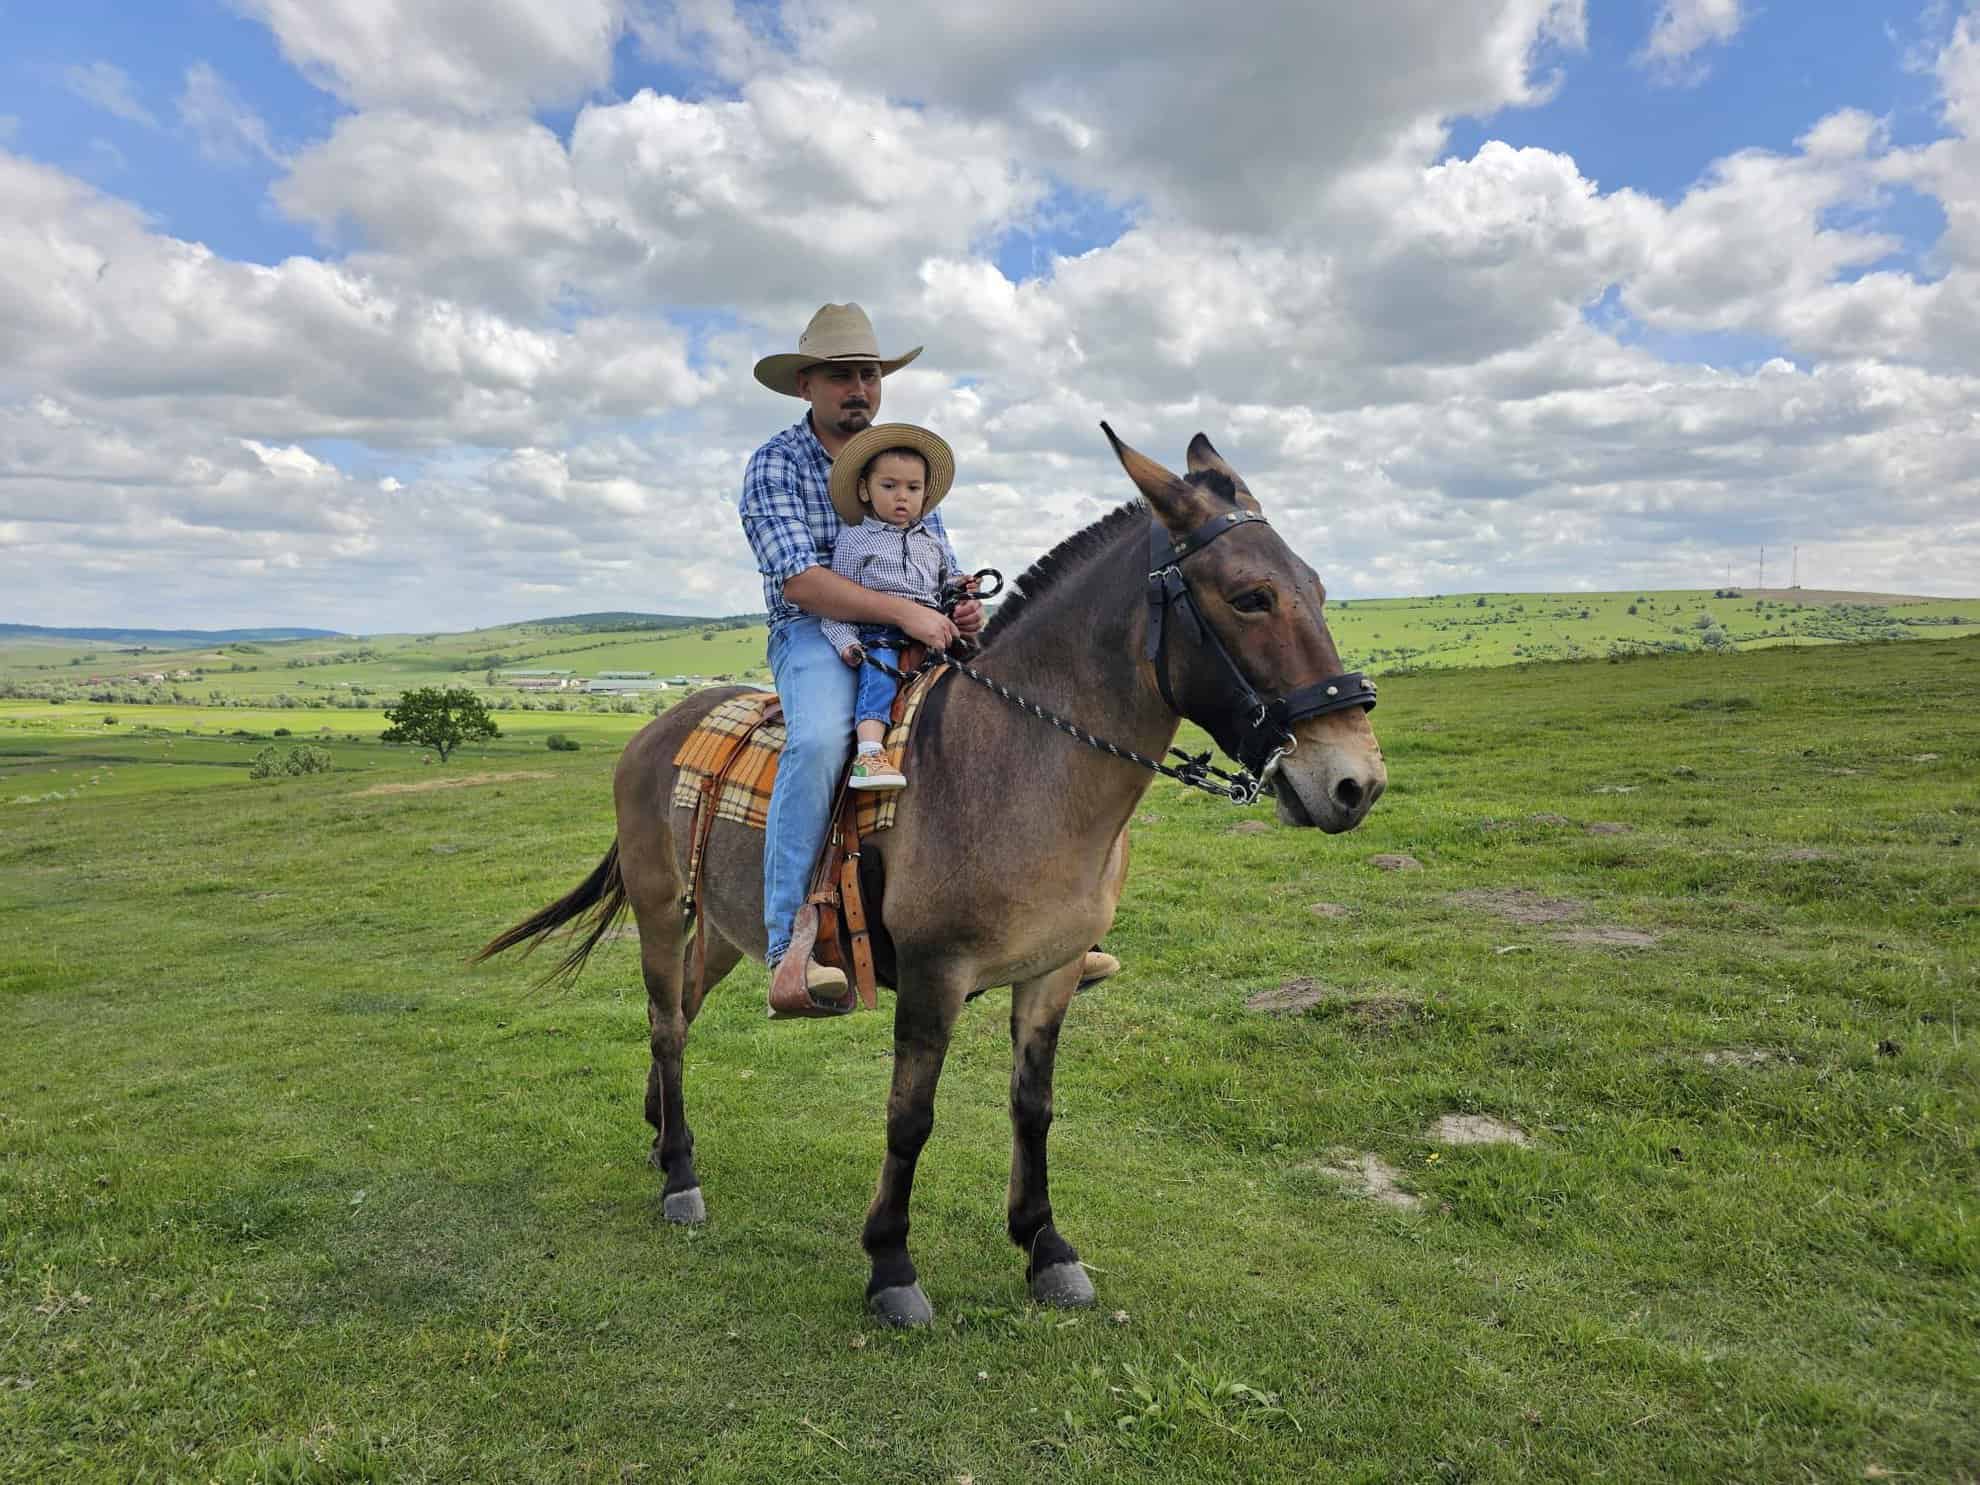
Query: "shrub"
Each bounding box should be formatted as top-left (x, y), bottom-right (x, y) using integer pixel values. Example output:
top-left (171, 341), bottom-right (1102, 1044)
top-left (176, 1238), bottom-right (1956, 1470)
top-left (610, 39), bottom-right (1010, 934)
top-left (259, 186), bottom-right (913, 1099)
top-left (273, 727), bottom-right (292, 737)
top-left (546, 734), bottom-right (580, 752)
top-left (249, 745), bottom-right (334, 779)
top-left (103, 715), bottom-right (118, 725)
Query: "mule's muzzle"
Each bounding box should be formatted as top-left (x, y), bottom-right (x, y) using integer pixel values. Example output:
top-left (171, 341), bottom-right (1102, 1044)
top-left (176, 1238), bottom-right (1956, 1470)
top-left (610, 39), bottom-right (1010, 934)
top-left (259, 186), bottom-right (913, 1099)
top-left (1271, 750), bottom-right (1386, 833)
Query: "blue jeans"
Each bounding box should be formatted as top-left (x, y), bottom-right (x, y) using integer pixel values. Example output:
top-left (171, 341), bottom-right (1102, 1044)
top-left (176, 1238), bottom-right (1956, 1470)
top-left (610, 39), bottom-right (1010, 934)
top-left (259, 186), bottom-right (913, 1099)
top-left (763, 618), bottom-right (856, 964)
top-left (852, 624), bottom-right (905, 727)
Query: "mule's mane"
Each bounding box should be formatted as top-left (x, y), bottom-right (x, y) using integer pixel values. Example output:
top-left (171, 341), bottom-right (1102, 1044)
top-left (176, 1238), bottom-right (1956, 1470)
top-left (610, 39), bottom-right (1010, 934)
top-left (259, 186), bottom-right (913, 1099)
top-left (980, 500), bottom-right (1147, 644)
top-left (980, 471), bottom-right (1246, 646)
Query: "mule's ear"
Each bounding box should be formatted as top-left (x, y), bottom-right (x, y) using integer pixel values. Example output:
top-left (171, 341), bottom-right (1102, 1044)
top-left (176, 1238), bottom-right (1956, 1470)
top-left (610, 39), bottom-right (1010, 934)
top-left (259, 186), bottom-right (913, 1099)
top-left (1101, 422), bottom-right (1214, 536)
top-left (1185, 432), bottom-right (1261, 513)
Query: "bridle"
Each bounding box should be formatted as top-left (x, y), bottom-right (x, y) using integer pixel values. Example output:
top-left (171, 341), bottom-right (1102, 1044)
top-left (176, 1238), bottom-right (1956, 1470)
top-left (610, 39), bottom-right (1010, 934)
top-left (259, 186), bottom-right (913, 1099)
top-left (862, 503), bottom-right (1375, 807)
top-left (1145, 508), bottom-right (1376, 791)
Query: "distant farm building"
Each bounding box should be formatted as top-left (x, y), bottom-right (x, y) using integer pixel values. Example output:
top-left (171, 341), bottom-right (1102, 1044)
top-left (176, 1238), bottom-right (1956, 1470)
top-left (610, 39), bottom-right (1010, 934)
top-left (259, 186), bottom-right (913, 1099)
top-left (585, 678), bottom-right (663, 694)
top-left (597, 670), bottom-right (655, 679)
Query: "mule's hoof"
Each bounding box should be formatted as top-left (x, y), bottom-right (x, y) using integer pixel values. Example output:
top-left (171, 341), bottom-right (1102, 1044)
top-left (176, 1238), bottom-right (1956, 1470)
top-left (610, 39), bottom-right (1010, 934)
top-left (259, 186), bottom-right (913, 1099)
top-left (1031, 1261), bottom-right (1095, 1308)
top-left (867, 1283), bottom-right (934, 1329)
top-left (662, 1187), bottom-right (706, 1225)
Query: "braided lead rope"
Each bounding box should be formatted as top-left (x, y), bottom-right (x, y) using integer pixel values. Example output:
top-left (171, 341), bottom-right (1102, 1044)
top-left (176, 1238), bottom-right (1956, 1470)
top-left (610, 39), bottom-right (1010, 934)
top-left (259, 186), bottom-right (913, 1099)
top-left (861, 649), bottom-right (1268, 805)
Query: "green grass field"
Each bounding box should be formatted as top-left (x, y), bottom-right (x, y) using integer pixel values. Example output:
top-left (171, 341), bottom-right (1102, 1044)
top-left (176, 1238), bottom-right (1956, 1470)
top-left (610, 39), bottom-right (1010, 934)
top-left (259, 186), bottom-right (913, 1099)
top-left (3, 639), bottom-right (1977, 1480)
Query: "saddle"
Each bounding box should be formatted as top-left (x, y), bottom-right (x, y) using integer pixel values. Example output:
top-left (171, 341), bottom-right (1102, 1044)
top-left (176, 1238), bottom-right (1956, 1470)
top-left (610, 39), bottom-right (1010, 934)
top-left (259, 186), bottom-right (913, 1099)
top-left (670, 648), bottom-right (949, 1016)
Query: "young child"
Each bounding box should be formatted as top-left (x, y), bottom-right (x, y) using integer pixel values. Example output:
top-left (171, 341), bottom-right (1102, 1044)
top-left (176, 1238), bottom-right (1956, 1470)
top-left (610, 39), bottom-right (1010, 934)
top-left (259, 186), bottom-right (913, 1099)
top-left (819, 423), bottom-right (968, 790)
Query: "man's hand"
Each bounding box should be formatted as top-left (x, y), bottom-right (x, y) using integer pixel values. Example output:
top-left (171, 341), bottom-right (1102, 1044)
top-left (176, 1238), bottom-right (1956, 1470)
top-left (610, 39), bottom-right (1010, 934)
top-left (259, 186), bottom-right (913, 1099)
top-left (895, 603), bottom-right (960, 651)
top-left (840, 644), bottom-right (864, 668)
top-left (951, 597), bottom-right (985, 637)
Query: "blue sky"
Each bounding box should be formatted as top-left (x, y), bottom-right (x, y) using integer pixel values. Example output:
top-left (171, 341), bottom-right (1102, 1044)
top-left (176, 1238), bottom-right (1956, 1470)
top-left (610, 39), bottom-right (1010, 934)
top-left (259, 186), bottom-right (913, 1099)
top-left (5, 2), bottom-right (1956, 282)
top-left (3, 1), bottom-right (1977, 628)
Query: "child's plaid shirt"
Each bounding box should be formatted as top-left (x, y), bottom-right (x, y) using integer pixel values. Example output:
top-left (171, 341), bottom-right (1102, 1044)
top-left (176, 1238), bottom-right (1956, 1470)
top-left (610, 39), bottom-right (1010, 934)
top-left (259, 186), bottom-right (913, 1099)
top-left (817, 516), bottom-right (962, 655)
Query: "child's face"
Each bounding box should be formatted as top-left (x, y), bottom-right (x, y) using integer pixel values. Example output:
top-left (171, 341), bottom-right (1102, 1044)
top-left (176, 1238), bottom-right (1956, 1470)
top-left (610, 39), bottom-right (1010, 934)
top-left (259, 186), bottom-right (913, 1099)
top-left (859, 451), bottom-right (929, 526)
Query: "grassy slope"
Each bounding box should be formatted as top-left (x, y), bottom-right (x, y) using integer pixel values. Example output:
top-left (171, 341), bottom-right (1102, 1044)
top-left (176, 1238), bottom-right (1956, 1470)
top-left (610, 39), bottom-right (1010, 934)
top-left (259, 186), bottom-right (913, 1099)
top-left (1, 639), bottom-right (1976, 1481)
top-left (7, 590), bottom-right (1980, 708)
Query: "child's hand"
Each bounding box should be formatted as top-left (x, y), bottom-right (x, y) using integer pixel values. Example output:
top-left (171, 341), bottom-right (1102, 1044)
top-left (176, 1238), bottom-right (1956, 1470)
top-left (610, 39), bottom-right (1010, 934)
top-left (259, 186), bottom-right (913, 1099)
top-left (840, 644), bottom-right (864, 668)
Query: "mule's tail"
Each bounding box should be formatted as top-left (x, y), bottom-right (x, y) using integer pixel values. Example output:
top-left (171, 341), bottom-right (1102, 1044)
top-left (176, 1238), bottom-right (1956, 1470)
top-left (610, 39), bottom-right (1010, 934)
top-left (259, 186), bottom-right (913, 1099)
top-left (473, 842), bottom-right (629, 986)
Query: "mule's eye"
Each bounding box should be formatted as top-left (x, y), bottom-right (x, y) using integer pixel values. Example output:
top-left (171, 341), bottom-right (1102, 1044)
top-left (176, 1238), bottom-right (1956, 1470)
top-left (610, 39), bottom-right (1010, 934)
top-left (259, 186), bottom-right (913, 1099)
top-left (1232, 588), bottom-right (1274, 615)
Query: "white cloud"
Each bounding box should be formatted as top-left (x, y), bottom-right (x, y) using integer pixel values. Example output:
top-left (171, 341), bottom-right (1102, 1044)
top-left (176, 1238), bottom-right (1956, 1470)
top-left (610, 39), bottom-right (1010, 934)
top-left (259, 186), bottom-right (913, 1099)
top-left (275, 76), bottom-right (1044, 318)
top-left (177, 63), bottom-right (285, 166)
top-left (0, 152), bottom-right (712, 448)
top-left (750, 0), bottom-right (1589, 229)
top-left (7, 2), bottom-right (1980, 627)
top-left (62, 61), bottom-right (157, 128)
top-left (235, 0), bottom-right (626, 115)
top-left (1640, 0), bottom-right (1745, 80)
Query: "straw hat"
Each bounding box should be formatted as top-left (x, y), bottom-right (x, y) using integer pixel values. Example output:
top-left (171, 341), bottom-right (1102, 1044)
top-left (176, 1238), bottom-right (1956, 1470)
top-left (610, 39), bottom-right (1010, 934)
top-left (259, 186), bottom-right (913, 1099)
top-left (753, 303), bottom-right (924, 397)
top-left (827, 423), bottom-right (956, 527)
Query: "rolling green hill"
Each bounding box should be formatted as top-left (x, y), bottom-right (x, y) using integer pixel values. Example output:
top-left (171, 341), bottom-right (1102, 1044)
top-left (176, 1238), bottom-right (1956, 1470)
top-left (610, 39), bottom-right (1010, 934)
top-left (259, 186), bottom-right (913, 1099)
top-left (3, 587), bottom-right (1976, 716)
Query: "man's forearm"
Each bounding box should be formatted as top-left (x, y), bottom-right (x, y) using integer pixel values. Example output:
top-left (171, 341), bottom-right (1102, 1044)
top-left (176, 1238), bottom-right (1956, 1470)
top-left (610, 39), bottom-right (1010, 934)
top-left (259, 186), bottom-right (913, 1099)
top-left (782, 566), bottom-right (929, 627)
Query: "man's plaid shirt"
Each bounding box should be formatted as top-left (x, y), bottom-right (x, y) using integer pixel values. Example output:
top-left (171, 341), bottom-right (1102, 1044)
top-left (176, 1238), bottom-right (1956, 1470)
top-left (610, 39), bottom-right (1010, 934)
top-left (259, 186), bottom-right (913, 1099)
top-left (741, 417), bottom-right (960, 638)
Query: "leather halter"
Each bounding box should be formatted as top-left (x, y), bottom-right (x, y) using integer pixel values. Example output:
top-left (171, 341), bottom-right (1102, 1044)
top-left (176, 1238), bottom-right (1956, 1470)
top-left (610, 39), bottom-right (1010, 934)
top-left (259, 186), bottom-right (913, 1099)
top-left (1144, 509), bottom-right (1376, 781)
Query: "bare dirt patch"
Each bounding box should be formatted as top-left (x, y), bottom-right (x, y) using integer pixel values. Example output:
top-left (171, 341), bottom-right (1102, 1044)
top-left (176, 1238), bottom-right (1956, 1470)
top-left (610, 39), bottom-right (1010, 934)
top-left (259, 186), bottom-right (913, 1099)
top-left (1368, 853), bottom-right (1422, 872)
top-left (1302, 1151), bottom-right (1422, 1211)
top-left (1307, 902), bottom-right (1353, 919)
top-left (1446, 889), bottom-right (1584, 925)
top-left (1528, 812), bottom-right (1572, 827)
top-left (1774, 847), bottom-right (1833, 862)
top-left (1550, 926), bottom-right (1660, 948)
top-left (354, 771), bottom-right (553, 798)
top-left (1348, 995), bottom-right (1422, 1030)
top-left (1697, 1048), bottom-right (1793, 1068)
top-left (1585, 821), bottom-right (1633, 836)
top-left (1228, 819), bottom-right (1271, 835)
top-left (1430, 1114), bottom-right (1532, 1147)
top-left (1245, 978), bottom-right (1340, 1014)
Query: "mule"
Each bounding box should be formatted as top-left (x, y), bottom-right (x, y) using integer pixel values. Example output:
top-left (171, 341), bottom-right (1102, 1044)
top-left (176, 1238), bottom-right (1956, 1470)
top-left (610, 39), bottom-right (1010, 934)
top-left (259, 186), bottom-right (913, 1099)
top-left (478, 428), bottom-right (1387, 1326)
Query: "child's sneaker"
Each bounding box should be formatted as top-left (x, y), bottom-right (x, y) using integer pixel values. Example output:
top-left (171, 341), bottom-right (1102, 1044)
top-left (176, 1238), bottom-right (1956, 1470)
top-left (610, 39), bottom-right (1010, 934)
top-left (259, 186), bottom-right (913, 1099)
top-left (848, 752), bottom-right (906, 790)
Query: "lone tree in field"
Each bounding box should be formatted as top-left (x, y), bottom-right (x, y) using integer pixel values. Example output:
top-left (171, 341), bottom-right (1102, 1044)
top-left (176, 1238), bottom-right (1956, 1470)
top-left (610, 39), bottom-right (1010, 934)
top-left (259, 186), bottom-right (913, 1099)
top-left (381, 686), bottom-right (499, 763)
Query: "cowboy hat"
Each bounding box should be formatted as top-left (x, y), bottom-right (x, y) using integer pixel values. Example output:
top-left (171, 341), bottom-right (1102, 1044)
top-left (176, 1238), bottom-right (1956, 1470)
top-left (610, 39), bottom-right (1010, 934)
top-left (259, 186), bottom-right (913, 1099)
top-left (827, 423), bottom-right (956, 528)
top-left (753, 303), bottom-right (924, 397)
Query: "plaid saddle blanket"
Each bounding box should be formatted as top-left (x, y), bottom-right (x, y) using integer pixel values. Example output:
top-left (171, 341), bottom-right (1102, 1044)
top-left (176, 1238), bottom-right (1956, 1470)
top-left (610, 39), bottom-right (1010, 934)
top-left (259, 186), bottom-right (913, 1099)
top-left (670, 665), bottom-right (948, 836)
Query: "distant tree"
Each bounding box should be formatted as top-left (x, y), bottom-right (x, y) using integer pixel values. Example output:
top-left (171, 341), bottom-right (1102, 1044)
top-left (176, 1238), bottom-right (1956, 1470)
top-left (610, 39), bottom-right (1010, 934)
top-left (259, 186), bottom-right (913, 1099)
top-left (1474, 596), bottom-right (1487, 608)
top-left (380, 686), bottom-right (499, 762)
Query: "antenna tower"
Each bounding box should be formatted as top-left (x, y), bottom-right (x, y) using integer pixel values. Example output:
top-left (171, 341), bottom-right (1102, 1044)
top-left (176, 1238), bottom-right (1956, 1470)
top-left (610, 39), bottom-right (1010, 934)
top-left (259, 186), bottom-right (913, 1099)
top-left (1759, 546), bottom-right (1766, 592)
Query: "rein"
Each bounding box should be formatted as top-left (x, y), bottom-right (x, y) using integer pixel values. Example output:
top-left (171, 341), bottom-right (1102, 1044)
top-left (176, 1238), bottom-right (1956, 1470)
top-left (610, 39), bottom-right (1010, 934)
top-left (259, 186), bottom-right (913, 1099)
top-left (863, 510), bottom-right (1375, 806)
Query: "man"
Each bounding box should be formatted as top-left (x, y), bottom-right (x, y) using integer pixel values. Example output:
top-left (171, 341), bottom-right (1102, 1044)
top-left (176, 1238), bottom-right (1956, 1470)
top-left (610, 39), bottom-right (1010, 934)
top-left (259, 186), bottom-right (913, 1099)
top-left (740, 303), bottom-right (1120, 1016)
top-left (741, 304), bottom-right (980, 1015)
